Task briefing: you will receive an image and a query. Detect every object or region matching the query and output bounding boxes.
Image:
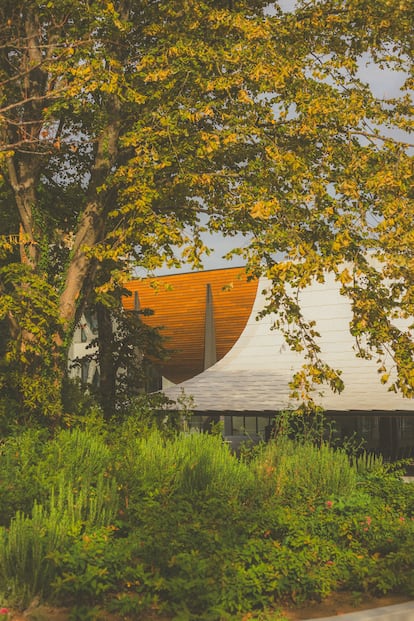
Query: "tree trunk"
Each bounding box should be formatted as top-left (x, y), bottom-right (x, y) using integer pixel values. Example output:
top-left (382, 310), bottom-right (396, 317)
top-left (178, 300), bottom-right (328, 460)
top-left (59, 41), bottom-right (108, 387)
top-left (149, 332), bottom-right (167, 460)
top-left (96, 302), bottom-right (116, 419)
top-left (59, 96), bottom-right (121, 330)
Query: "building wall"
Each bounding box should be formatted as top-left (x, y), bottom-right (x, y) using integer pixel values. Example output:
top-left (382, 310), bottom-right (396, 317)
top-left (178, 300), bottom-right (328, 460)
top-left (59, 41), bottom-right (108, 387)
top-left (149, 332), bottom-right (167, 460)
top-left (67, 311), bottom-right (99, 385)
top-left (162, 272), bottom-right (414, 413)
top-left (123, 266), bottom-right (258, 383)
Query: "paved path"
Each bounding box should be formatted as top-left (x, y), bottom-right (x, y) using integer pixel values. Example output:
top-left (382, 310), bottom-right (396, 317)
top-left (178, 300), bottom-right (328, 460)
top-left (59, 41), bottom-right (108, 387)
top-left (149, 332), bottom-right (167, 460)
top-left (310, 600), bottom-right (414, 620)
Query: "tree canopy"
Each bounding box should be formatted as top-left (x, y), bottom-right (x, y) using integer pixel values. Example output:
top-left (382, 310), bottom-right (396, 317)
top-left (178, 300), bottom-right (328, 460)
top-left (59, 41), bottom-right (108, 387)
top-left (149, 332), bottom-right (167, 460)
top-left (0, 0), bottom-right (413, 421)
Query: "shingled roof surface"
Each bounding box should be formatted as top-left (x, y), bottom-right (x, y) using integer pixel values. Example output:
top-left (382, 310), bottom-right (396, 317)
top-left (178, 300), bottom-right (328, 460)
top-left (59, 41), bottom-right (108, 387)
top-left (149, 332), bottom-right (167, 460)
top-left (162, 272), bottom-right (414, 413)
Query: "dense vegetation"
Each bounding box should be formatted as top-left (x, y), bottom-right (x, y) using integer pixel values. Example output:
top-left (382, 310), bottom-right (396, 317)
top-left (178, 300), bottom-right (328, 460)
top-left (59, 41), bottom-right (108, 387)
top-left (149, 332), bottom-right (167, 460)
top-left (1, 411), bottom-right (413, 620)
top-left (1, 2), bottom-right (413, 616)
top-left (1, 0), bottom-right (413, 423)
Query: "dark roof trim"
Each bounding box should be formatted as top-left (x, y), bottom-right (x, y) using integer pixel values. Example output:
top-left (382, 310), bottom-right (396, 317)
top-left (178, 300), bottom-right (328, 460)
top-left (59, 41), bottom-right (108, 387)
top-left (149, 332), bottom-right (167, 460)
top-left (190, 409), bottom-right (414, 417)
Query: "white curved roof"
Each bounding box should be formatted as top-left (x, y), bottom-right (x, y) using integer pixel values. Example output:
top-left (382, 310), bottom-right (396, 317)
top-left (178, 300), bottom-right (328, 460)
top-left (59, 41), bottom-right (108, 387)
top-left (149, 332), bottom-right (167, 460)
top-left (163, 273), bottom-right (414, 413)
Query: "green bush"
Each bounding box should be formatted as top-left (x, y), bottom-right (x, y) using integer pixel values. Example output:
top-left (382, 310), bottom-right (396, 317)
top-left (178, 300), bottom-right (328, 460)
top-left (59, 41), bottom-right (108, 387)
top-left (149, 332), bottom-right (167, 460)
top-left (0, 427), bottom-right (115, 527)
top-left (50, 526), bottom-right (118, 605)
top-left (255, 435), bottom-right (358, 506)
top-left (108, 432), bottom-right (262, 618)
top-left (0, 429), bottom-right (48, 526)
top-left (0, 501), bottom-right (74, 606)
top-left (115, 430), bottom-right (256, 527)
top-left (1, 424), bottom-right (414, 619)
top-left (0, 429), bottom-right (119, 608)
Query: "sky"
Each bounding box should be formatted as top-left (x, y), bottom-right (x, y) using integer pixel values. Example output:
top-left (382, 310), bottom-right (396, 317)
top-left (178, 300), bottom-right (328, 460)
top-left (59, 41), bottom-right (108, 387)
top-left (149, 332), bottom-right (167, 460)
top-left (155, 10), bottom-right (411, 276)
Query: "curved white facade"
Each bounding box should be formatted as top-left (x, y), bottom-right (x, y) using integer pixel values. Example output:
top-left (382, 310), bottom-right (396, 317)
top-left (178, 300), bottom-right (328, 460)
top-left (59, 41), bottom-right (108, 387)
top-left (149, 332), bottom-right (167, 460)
top-left (163, 273), bottom-right (414, 413)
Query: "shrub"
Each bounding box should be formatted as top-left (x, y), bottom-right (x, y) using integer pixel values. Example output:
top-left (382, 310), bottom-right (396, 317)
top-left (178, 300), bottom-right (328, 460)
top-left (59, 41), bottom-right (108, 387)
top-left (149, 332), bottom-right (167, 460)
top-left (1, 423), bottom-right (414, 619)
top-left (116, 430), bottom-right (256, 527)
top-left (0, 430), bottom-right (119, 608)
top-left (0, 427), bottom-right (115, 528)
top-left (0, 502), bottom-right (74, 606)
top-left (254, 436), bottom-right (357, 506)
top-left (0, 429), bottom-right (48, 526)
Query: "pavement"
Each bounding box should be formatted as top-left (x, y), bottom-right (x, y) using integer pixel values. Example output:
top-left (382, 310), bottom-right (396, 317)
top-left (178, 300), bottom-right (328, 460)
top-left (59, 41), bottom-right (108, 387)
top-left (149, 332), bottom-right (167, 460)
top-left (310, 600), bottom-right (414, 620)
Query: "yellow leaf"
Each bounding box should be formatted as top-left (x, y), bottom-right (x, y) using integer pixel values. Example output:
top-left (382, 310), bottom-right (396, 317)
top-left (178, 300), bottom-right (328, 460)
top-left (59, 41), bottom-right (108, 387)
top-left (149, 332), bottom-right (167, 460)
top-left (338, 268), bottom-right (353, 284)
top-left (238, 89), bottom-right (252, 104)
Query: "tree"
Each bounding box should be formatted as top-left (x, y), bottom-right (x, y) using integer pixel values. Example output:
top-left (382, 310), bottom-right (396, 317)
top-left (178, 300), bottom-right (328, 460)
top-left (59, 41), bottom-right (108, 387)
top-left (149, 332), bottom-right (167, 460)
top-left (70, 296), bottom-right (168, 419)
top-left (237, 0), bottom-right (414, 401)
top-left (0, 0), bottom-right (412, 422)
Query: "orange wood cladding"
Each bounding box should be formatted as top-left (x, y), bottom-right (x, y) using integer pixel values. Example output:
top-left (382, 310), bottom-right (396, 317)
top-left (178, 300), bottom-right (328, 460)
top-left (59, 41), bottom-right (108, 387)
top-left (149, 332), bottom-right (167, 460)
top-left (123, 267), bottom-right (258, 384)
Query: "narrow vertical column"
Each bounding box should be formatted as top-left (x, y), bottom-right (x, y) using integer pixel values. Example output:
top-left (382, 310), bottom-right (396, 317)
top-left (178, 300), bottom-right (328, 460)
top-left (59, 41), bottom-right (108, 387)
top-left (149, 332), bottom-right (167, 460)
top-left (204, 283), bottom-right (217, 370)
top-left (133, 291), bottom-right (140, 311)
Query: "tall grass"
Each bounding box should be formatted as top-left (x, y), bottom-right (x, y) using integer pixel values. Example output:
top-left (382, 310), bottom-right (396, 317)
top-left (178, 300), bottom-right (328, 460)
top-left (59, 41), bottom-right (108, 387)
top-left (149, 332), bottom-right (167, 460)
top-left (0, 502), bottom-right (73, 605)
top-left (40, 428), bottom-right (113, 491)
top-left (255, 435), bottom-right (358, 504)
top-left (120, 430), bottom-right (255, 501)
top-left (0, 429), bottom-right (119, 607)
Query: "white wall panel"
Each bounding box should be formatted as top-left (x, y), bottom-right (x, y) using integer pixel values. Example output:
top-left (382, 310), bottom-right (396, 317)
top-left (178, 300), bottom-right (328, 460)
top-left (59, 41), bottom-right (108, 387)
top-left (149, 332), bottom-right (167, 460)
top-left (163, 275), bottom-right (414, 413)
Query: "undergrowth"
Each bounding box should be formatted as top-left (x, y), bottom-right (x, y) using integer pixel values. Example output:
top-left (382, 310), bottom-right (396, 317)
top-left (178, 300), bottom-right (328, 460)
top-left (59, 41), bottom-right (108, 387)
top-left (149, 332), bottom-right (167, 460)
top-left (0, 410), bottom-right (413, 619)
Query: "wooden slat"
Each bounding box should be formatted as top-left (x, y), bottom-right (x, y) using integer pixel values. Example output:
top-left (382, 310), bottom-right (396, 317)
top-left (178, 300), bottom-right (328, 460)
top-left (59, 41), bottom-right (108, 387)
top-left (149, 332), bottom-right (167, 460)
top-left (123, 267), bottom-right (258, 383)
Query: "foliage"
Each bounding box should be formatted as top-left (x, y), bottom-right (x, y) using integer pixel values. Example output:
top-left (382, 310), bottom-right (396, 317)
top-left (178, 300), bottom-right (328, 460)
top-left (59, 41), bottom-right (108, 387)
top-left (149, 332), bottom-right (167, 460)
top-left (0, 263), bottom-right (63, 424)
top-left (0, 428), bottom-right (118, 607)
top-left (254, 436), bottom-right (358, 506)
top-left (1, 424), bottom-right (414, 618)
top-left (72, 302), bottom-right (168, 418)
top-left (0, 484), bottom-right (118, 607)
top-left (106, 391), bottom-right (187, 440)
top-left (0, 502), bottom-right (70, 607)
top-left (0, 0), bottom-right (413, 419)
top-left (0, 427), bottom-right (117, 527)
top-left (50, 526), bottom-right (119, 606)
top-left (0, 429), bottom-right (49, 526)
top-left (112, 429), bottom-right (256, 531)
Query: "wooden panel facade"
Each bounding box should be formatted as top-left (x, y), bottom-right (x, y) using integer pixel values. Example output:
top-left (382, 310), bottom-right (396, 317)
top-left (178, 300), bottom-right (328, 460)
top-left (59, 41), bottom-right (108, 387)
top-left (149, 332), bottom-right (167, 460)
top-left (123, 267), bottom-right (258, 383)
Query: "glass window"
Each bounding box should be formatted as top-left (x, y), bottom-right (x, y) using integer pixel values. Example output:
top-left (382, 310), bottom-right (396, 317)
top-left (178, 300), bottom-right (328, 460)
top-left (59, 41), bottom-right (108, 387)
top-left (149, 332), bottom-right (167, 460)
top-left (80, 324), bottom-right (87, 342)
top-left (257, 416), bottom-right (273, 439)
top-left (81, 360), bottom-right (90, 384)
top-left (92, 368), bottom-right (100, 387)
top-left (232, 416), bottom-right (244, 435)
top-left (244, 417), bottom-right (257, 436)
top-left (84, 310), bottom-right (98, 334)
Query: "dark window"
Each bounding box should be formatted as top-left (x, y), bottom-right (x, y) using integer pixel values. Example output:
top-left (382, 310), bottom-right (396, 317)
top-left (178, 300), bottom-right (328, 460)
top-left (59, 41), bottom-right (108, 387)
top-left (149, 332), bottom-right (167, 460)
top-left (80, 324), bottom-right (87, 342)
top-left (92, 368), bottom-right (100, 388)
top-left (81, 361), bottom-right (90, 384)
top-left (84, 310), bottom-right (98, 334)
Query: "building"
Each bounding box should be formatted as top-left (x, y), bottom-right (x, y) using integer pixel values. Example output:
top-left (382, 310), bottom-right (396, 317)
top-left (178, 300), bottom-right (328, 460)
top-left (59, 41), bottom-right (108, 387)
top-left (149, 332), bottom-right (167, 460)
top-left (71, 265), bottom-right (414, 459)
top-left (68, 266), bottom-right (256, 392)
top-left (122, 266), bottom-right (258, 384)
top-left (68, 309), bottom-right (100, 387)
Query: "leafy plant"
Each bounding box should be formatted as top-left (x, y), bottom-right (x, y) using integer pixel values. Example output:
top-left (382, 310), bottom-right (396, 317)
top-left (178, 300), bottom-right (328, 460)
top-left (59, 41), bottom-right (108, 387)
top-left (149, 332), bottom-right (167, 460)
top-left (255, 435), bottom-right (357, 506)
top-left (1, 424), bottom-right (414, 618)
top-left (0, 502), bottom-right (73, 607)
